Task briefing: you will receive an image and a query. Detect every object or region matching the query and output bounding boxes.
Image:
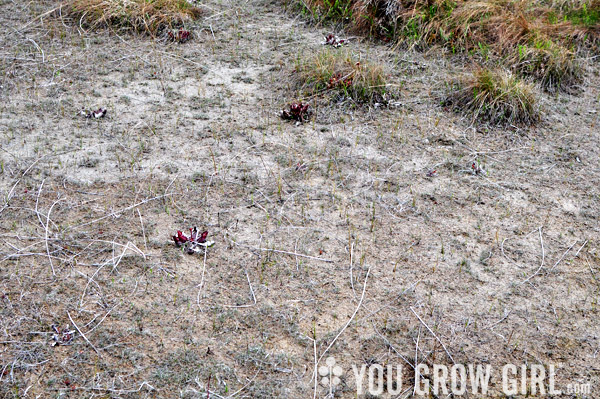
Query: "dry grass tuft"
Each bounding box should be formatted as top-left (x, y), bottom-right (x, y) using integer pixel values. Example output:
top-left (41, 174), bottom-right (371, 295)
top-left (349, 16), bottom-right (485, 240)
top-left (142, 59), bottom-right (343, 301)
top-left (444, 68), bottom-right (540, 125)
top-left (66, 0), bottom-right (203, 35)
top-left (295, 48), bottom-right (389, 103)
top-left (513, 37), bottom-right (584, 92)
top-left (301, 0), bottom-right (599, 49)
top-left (296, 0), bottom-right (596, 91)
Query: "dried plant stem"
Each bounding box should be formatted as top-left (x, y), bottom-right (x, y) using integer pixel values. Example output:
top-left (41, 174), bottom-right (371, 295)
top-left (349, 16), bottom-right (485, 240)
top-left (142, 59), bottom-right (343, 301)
top-left (317, 265), bottom-right (371, 365)
top-left (410, 307), bottom-right (455, 364)
top-left (67, 311), bottom-right (102, 358)
top-left (225, 268), bottom-right (257, 308)
top-left (312, 336), bottom-right (317, 399)
top-left (45, 199), bottom-right (63, 276)
top-left (520, 226), bottom-right (545, 285)
top-left (73, 193), bottom-right (173, 229)
top-left (197, 248), bottom-right (209, 307)
top-left (137, 209), bottom-right (147, 251)
top-left (349, 242), bottom-right (356, 299)
top-left (549, 240), bottom-right (578, 272)
top-left (254, 247), bottom-right (333, 263)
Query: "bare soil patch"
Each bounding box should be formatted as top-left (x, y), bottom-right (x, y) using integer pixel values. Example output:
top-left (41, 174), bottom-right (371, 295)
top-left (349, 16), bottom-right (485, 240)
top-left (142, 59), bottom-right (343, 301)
top-left (1, 0), bottom-right (599, 398)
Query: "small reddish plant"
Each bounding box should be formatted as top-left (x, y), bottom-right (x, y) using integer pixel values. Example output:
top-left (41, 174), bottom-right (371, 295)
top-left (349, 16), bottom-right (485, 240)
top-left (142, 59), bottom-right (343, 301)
top-left (80, 108), bottom-right (107, 119)
top-left (327, 73), bottom-right (353, 89)
top-left (173, 227), bottom-right (210, 254)
top-left (51, 324), bottom-right (75, 346)
top-left (322, 34), bottom-right (346, 47)
top-left (471, 161), bottom-right (486, 175)
top-left (168, 28), bottom-right (191, 43)
top-left (281, 102), bottom-right (311, 123)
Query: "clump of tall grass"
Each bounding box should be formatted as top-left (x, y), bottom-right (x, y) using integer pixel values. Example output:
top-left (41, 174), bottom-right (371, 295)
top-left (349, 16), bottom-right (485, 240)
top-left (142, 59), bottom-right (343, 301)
top-left (513, 37), bottom-right (583, 92)
top-left (295, 0), bottom-right (597, 91)
top-left (66, 0), bottom-right (202, 35)
top-left (298, 0), bottom-right (598, 49)
top-left (444, 68), bottom-right (540, 125)
top-left (295, 48), bottom-right (389, 103)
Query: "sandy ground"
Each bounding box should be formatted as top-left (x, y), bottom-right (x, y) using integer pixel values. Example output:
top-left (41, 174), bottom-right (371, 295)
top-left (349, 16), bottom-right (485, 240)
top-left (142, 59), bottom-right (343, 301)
top-left (1, 0), bottom-right (599, 397)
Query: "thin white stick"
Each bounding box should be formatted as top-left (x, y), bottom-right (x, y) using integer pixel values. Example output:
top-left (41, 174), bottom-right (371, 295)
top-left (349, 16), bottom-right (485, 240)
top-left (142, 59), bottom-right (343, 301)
top-left (245, 268), bottom-right (256, 305)
top-left (45, 199), bottom-right (62, 276)
top-left (67, 311), bottom-right (102, 358)
top-left (350, 242), bottom-right (356, 299)
top-left (312, 337), bottom-right (317, 399)
top-left (294, 238), bottom-right (300, 271)
top-left (485, 310), bottom-right (512, 330)
top-left (372, 323), bottom-right (419, 372)
top-left (0, 156), bottom-right (44, 215)
top-left (357, 279), bottom-right (422, 323)
top-left (573, 240), bottom-right (588, 258)
top-left (520, 226), bottom-right (545, 285)
top-left (72, 194), bottom-right (173, 229)
top-left (17, 5), bottom-right (63, 32)
top-left (27, 38), bottom-right (45, 63)
top-left (137, 209), bottom-right (147, 251)
top-left (126, 241), bottom-right (146, 259)
top-left (77, 381), bottom-right (155, 393)
top-left (225, 369), bottom-right (260, 398)
top-left (197, 248), bottom-right (208, 307)
top-left (85, 303), bottom-right (119, 335)
top-left (253, 247), bottom-right (333, 263)
top-left (86, 280), bottom-right (138, 335)
top-left (81, 242), bottom-right (144, 306)
top-left (548, 241), bottom-right (577, 272)
top-left (317, 265), bottom-right (371, 366)
top-left (35, 178), bottom-right (46, 229)
top-left (225, 268), bottom-right (257, 308)
top-left (410, 307), bottom-right (455, 364)
top-left (111, 242), bottom-right (145, 272)
top-left (413, 326), bottom-right (421, 396)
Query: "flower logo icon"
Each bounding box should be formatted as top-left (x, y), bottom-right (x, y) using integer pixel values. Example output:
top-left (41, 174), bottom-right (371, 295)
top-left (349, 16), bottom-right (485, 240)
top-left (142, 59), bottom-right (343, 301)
top-left (319, 356), bottom-right (343, 388)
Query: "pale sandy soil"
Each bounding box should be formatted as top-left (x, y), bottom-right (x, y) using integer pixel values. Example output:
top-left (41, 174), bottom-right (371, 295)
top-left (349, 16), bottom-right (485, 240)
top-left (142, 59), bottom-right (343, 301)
top-left (0, 0), bottom-right (599, 397)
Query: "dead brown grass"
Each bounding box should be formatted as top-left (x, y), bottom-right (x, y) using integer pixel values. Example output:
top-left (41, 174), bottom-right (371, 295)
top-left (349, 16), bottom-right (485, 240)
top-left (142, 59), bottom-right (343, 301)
top-left (295, 48), bottom-right (389, 103)
top-left (444, 68), bottom-right (540, 125)
top-left (298, 0), bottom-right (596, 92)
top-left (303, 0), bottom-right (598, 49)
top-left (66, 0), bottom-right (203, 35)
top-left (512, 38), bottom-right (584, 92)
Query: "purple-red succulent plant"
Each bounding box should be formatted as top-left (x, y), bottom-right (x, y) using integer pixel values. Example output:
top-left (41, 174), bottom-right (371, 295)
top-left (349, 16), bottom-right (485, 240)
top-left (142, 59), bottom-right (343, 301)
top-left (327, 73), bottom-right (353, 89)
top-left (173, 227), bottom-right (209, 254)
top-left (281, 102), bottom-right (311, 123)
top-left (80, 108), bottom-right (107, 119)
top-left (173, 227), bottom-right (208, 246)
top-left (168, 28), bottom-right (192, 43)
top-left (323, 34), bottom-right (346, 47)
